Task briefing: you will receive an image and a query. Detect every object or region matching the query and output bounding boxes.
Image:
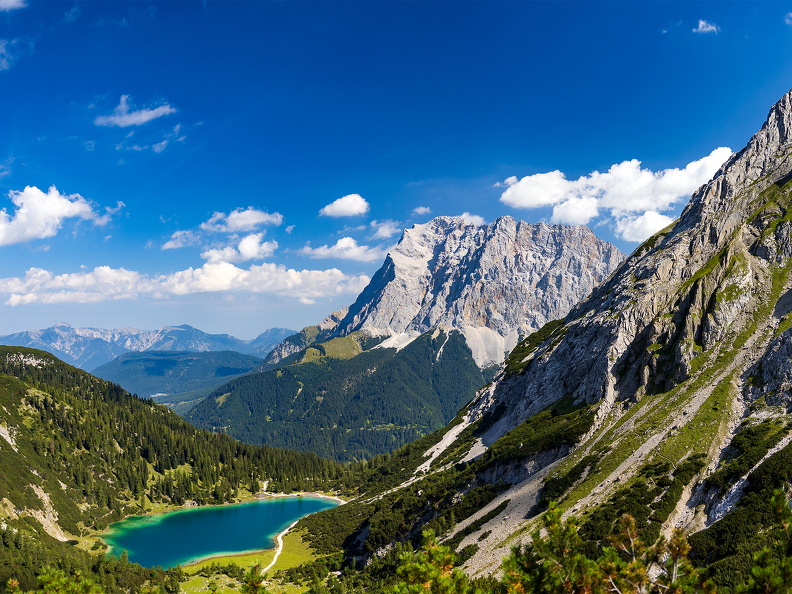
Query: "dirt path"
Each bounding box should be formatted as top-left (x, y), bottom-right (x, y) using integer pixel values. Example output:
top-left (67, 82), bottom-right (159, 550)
top-left (261, 520), bottom-right (298, 575)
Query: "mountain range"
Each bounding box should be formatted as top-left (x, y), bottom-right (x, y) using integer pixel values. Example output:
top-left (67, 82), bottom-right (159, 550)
top-left (5, 79), bottom-right (792, 594)
top-left (0, 324), bottom-right (294, 370)
top-left (186, 217), bottom-right (624, 459)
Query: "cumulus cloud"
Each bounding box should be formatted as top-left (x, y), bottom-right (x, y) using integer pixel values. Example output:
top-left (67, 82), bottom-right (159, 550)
top-left (499, 147), bottom-right (731, 241)
top-left (94, 95), bottom-right (177, 128)
top-left (0, 186), bottom-right (121, 246)
top-left (300, 237), bottom-right (387, 262)
top-left (693, 19), bottom-right (719, 33)
top-left (785, 13), bottom-right (792, 26)
top-left (0, 262), bottom-right (369, 306)
top-left (459, 212), bottom-right (486, 226)
top-left (162, 230), bottom-right (200, 250)
top-left (614, 212), bottom-right (675, 242)
top-left (319, 194), bottom-right (369, 217)
top-left (200, 207), bottom-right (283, 233)
top-left (200, 233), bottom-right (277, 263)
top-left (493, 176), bottom-right (518, 188)
top-left (551, 197), bottom-right (599, 226)
top-left (412, 206), bottom-right (432, 216)
top-left (370, 219), bottom-right (402, 239)
top-left (0, 0), bottom-right (25, 11)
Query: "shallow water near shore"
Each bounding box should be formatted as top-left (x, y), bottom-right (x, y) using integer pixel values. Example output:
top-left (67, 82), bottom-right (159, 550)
top-left (102, 496), bottom-right (338, 568)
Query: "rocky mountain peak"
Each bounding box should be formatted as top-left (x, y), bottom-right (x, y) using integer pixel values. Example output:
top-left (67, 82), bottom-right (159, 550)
top-left (678, 89), bottom-right (792, 234)
top-left (331, 215), bottom-right (624, 367)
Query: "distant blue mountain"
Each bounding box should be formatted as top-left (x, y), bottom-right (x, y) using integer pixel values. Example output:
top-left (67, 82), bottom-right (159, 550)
top-left (0, 323), bottom-right (294, 370)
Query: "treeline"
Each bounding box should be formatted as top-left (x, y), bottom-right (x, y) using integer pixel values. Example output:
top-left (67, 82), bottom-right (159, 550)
top-left (187, 330), bottom-right (486, 461)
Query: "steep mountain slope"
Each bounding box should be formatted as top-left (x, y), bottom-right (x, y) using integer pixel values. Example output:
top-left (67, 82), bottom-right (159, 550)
top-left (260, 309), bottom-right (349, 368)
top-left (188, 329), bottom-right (486, 461)
top-left (332, 216), bottom-right (624, 367)
top-left (92, 350), bottom-right (264, 413)
top-left (290, 89), bottom-right (792, 590)
top-left (0, 346), bottom-right (353, 590)
top-left (0, 323), bottom-right (294, 370)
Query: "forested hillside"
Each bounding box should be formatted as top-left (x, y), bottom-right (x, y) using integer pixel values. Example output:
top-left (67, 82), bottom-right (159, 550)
top-left (0, 346), bottom-right (355, 591)
top-left (188, 329), bottom-right (487, 460)
top-left (92, 350), bottom-right (264, 413)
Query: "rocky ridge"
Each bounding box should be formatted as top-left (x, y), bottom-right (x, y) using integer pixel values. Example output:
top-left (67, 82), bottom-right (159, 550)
top-left (331, 216), bottom-right (624, 367)
top-left (428, 88), bottom-right (792, 574)
top-left (315, 89), bottom-right (792, 584)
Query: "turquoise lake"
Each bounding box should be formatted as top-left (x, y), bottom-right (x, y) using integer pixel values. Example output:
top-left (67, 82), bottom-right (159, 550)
top-left (102, 497), bottom-right (338, 568)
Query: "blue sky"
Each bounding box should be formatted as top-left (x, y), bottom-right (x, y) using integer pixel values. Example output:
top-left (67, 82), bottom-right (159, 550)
top-left (1, 1), bottom-right (792, 338)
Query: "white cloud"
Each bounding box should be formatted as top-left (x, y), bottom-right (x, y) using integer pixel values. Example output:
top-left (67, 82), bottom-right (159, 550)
top-left (693, 19), bottom-right (719, 34)
top-left (786, 13), bottom-right (792, 26)
top-left (162, 230), bottom-right (200, 250)
top-left (493, 176), bottom-right (518, 188)
top-left (300, 237), bottom-right (387, 262)
top-left (0, 186), bottom-right (120, 247)
top-left (551, 197), bottom-right (600, 225)
top-left (200, 233), bottom-right (277, 263)
top-left (459, 212), bottom-right (486, 226)
top-left (412, 206), bottom-right (432, 216)
top-left (500, 171), bottom-right (572, 207)
top-left (499, 147), bottom-right (732, 239)
top-left (94, 201), bottom-right (125, 226)
top-left (319, 194), bottom-right (369, 217)
top-left (370, 219), bottom-right (402, 239)
top-left (614, 212), bottom-right (675, 242)
top-left (0, 0), bottom-right (25, 11)
top-left (0, 40), bottom-right (15, 71)
top-left (200, 207), bottom-right (283, 233)
top-left (94, 95), bottom-right (177, 128)
top-left (117, 123), bottom-right (186, 153)
top-left (0, 262), bottom-right (369, 305)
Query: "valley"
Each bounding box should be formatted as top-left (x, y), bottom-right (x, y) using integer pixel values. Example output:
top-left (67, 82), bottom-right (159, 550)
top-left (5, 89), bottom-right (792, 594)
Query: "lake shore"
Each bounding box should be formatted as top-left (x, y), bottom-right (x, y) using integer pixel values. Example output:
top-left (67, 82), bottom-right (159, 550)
top-left (99, 490), bottom-right (344, 569)
top-left (179, 492), bottom-right (346, 568)
top-left (257, 490), bottom-right (346, 505)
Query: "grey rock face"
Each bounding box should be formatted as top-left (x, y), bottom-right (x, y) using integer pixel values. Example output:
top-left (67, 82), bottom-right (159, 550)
top-left (332, 216), bottom-right (624, 366)
top-left (467, 89), bottom-right (792, 444)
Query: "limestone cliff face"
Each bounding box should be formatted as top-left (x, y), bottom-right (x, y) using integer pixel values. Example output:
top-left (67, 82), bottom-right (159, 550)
top-left (332, 216), bottom-right (624, 367)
